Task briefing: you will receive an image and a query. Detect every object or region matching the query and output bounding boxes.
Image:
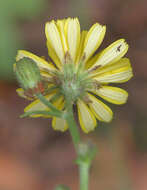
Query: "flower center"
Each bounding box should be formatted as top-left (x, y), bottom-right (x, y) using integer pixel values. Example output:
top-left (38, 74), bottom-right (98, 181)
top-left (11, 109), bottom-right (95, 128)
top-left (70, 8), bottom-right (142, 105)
top-left (55, 56), bottom-right (93, 103)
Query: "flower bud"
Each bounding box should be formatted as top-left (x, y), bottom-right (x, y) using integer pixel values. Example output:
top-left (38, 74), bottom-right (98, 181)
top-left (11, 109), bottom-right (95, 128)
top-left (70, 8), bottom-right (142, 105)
top-left (14, 57), bottom-right (44, 96)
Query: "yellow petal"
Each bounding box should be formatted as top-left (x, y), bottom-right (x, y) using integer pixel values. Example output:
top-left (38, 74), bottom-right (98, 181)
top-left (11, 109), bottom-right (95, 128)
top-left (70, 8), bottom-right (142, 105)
top-left (24, 93), bottom-right (55, 118)
top-left (91, 39), bottom-right (129, 69)
top-left (40, 70), bottom-right (52, 80)
top-left (77, 99), bottom-right (97, 133)
top-left (45, 21), bottom-right (64, 64)
top-left (65, 18), bottom-right (80, 62)
top-left (57, 19), bottom-right (68, 53)
top-left (46, 41), bottom-right (62, 70)
top-left (93, 58), bottom-right (133, 83)
top-left (52, 96), bottom-right (64, 108)
top-left (52, 117), bottom-right (68, 132)
top-left (93, 86), bottom-right (128, 104)
top-left (87, 93), bottom-right (113, 122)
top-left (76, 30), bottom-right (87, 64)
top-left (52, 97), bottom-right (68, 131)
top-left (83, 23), bottom-right (106, 62)
top-left (16, 50), bottom-right (55, 71)
top-left (16, 88), bottom-right (32, 100)
top-left (85, 52), bottom-right (100, 69)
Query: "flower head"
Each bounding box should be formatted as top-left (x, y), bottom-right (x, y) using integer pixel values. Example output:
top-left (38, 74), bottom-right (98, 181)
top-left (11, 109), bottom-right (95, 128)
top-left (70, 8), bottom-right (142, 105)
top-left (15, 18), bottom-right (133, 133)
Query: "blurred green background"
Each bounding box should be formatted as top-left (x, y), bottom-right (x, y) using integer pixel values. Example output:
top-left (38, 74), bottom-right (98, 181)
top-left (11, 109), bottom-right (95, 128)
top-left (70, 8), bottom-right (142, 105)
top-left (0, 0), bottom-right (147, 190)
top-left (0, 0), bottom-right (45, 80)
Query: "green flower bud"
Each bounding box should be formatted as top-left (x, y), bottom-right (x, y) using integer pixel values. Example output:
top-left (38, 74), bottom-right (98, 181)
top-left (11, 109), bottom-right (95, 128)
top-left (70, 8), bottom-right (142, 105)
top-left (14, 57), bottom-right (44, 96)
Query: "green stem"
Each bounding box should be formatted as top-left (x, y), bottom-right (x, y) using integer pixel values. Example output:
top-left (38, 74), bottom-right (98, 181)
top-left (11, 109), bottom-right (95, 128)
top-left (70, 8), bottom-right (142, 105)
top-left (65, 103), bottom-right (80, 150)
top-left (65, 102), bottom-right (94, 190)
top-left (20, 110), bottom-right (62, 118)
top-left (36, 93), bottom-right (62, 115)
top-left (79, 163), bottom-right (90, 190)
top-left (64, 98), bottom-right (98, 190)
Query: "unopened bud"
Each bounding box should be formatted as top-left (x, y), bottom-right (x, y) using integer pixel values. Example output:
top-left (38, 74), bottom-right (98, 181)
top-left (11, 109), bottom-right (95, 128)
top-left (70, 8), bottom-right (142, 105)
top-left (14, 57), bottom-right (44, 96)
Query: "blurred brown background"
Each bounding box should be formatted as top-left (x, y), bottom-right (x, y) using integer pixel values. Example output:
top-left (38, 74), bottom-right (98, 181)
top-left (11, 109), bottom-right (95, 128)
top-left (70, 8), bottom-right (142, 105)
top-left (0, 0), bottom-right (147, 189)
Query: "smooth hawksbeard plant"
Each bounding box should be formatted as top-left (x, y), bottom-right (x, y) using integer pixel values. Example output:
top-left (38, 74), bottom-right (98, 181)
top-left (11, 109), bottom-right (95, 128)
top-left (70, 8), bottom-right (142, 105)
top-left (14, 17), bottom-right (133, 190)
top-left (15, 17), bottom-right (133, 133)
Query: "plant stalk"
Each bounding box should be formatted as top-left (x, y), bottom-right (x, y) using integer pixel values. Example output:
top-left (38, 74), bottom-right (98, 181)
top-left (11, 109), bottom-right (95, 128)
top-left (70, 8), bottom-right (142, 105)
top-left (79, 163), bottom-right (90, 190)
top-left (65, 103), bottom-right (80, 150)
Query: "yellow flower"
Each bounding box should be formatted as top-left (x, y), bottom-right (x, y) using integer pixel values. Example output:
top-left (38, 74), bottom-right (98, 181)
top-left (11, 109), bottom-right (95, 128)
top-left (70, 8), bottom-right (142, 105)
top-left (16, 18), bottom-right (133, 133)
